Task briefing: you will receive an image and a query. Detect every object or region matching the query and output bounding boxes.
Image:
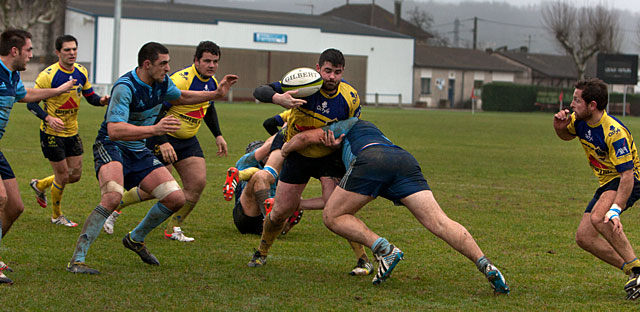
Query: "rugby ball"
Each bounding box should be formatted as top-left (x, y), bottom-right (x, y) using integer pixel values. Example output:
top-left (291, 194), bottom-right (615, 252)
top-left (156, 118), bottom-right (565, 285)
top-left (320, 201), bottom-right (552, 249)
top-left (281, 67), bottom-right (322, 98)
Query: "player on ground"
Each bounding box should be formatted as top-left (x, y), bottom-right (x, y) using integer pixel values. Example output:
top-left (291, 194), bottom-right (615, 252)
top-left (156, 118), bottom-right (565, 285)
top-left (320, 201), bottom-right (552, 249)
top-left (248, 48), bottom-right (372, 275)
top-left (66, 42), bottom-right (238, 274)
top-left (103, 41), bottom-right (230, 242)
top-left (554, 78), bottom-right (640, 300)
top-left (27, 35), bottom-right (109, 228)
top-left (0, 29), bottom-right (77, 284)
top-left (281, 117), bottom-right (510, 292)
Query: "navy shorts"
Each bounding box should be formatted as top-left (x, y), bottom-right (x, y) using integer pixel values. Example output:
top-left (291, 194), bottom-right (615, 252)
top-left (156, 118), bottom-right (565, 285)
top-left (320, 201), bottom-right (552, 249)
top-left (280, 150), bottom-right (345, 184)
top-left (339, 145), bottom-right (430, 205)
top-left (93, 140), bottom-right (164, 190)
top-left (40, 130), bottom-right (83, 162)
top-left (146, 135), bottom-right (204, 166)
top-left (232, 184), bottom-right (264, 234)
top-left (0, 151), bottom-right (15, 180)
top-left (584, 177), bottom-right (640, 213)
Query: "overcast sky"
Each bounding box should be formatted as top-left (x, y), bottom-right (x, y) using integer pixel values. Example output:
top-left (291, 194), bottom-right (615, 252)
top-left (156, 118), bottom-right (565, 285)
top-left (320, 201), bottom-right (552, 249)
top-left (415, 0), bottom-right (640, 13)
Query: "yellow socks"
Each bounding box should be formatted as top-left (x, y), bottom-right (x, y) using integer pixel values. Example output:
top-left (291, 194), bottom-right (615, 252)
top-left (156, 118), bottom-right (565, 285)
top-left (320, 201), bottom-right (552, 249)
top-left (51, 181), bottom-right (64, 219)
top-left (239, 167), bottom-right (260, 181)
top-left (36, 175), bottom-right (54, 192)
top-left (348, 240), bottom-right (369, 262)
top-left (623, 258), bottom-right (640, 275)
top-left (258, 214), bottom-right (286, 256)
top-left (166, 200), bottom-right (196, 231)
top-left (120, 187), bottom-right (143, 209)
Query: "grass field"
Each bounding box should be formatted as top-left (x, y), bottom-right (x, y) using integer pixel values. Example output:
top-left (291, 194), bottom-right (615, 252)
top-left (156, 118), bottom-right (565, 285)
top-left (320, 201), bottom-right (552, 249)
top-left (2, 102), bottom-right (640, 311)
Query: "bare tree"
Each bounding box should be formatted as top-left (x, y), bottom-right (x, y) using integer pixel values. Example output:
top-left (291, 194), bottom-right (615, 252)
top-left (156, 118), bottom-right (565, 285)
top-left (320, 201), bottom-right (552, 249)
top-left (406, 6), bottom-right (448, 46)
top-left (0, 0), bottom-right (60, 31)
top-left (542, 1), bottom-right (621, 80)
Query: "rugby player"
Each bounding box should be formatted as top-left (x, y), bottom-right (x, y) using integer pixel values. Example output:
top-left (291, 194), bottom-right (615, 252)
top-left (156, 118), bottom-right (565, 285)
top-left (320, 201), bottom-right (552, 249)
top-left (280, 117), bottom-right (510, 293)
top-left (103, 41), bottom-right (231, 242)
top-left (554, 78), bottom-right (640, 300)
top-left (66, 42), bottom-right (238, 274)
top-left (0, 29), bottom-right (77, 284)
top-left (28, 35), bottom-right (109, 228)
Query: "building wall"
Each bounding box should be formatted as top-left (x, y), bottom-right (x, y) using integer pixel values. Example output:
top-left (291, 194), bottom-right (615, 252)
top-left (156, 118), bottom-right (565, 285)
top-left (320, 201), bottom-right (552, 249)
top-left (66, 9), bottom-right (414, 104)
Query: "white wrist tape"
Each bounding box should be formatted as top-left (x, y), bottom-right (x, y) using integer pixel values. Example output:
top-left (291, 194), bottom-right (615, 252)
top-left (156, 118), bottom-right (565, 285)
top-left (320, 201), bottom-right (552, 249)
top-left (606, 203), bottom-right (622, 221)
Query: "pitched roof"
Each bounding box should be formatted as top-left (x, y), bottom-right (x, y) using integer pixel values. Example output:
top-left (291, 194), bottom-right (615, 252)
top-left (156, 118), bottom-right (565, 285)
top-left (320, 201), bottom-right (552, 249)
top-left (322, 4), bottom-right (432, 41)
top-left (414, 46), bottom-right (522, 72)
top-left (495, 51), bottom-right (578, 78)
top-left (67, 0), bottom-right (410, 39)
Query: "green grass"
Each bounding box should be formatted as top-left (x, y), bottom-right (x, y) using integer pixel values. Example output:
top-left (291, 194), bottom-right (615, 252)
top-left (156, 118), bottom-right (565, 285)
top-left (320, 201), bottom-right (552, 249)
top-left (2, 103), bottom-right (640, 310)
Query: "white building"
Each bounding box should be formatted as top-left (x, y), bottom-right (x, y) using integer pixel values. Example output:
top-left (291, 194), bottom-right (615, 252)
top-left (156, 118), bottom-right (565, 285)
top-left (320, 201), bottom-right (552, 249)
top-left (66, 0), bottom-right (415, 105)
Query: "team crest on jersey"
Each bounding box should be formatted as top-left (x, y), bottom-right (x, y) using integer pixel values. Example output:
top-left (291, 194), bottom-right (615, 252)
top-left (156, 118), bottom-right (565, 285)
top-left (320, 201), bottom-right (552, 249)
top-left (584, 129), bottom-right (593, 142)
top-left (608, 125), bottom-right (621, 137)
top-left (317, 101), bottom-right (330, 114)
top-left (613, 138), bottom-right (630, 158)
top-left (179, 71), bottom-right (189, 80)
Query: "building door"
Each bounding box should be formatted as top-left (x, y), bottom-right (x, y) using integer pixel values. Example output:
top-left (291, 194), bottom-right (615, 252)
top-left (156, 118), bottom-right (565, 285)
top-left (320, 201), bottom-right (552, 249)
top-left (448, 79), bottom-right (455, 108)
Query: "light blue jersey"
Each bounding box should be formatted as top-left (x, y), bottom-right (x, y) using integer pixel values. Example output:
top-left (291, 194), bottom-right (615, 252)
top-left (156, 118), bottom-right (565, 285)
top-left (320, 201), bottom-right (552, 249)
top-left (0, 59), bottom-right (26, 140)
top-left (96, 69), bottom-right (181, 151)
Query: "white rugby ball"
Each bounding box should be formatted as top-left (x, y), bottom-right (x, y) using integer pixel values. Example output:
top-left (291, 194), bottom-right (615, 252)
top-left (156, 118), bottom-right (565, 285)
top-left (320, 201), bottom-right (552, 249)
top-left (281, 67), bottom-right (323, 98)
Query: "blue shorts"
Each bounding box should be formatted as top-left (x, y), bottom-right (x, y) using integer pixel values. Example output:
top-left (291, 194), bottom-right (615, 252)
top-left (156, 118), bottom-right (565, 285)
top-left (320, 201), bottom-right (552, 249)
top-left (146, 135), bottom-right (204, 166)
top-left (0, 151), bottom-right (15, 180)
top-left (93, 139), bottom-right (164, 190)
top-left (339, 145), bottom-right (430, 205)
top-left (585, 177), bottom-right (640, 213)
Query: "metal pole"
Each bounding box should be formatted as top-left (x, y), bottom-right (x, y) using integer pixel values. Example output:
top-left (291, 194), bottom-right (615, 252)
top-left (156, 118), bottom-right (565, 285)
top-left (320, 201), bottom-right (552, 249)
top-left (623, 85), bottom-right (627, 117)
top-left (111, 0), bottom-right (122, 83)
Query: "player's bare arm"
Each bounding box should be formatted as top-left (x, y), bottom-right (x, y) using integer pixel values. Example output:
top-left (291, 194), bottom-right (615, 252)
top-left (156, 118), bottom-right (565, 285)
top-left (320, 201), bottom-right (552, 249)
top-left (20, 79), bottom-right (78, 103)
top-left (107, 116), bottom-right (181, 141)
top-left (44, 115), bottom-right (64, 132)
top-left (272, 91), bottom-right (306, 109)
top-left (553, 109), bottom-right (575, 141)
top-left (281, 128), bottom-right (324, 157)
top-left (169, 74), bottom-right (238, 106)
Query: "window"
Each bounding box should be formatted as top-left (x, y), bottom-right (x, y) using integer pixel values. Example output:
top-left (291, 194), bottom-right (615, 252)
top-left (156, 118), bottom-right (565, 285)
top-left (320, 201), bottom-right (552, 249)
top-left (421, 77), bottom-right (431, 95)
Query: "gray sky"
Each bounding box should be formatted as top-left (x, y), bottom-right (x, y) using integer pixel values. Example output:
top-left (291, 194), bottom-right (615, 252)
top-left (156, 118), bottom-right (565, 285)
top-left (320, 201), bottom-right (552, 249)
top-left (416, 0), bottom-right (640, 13)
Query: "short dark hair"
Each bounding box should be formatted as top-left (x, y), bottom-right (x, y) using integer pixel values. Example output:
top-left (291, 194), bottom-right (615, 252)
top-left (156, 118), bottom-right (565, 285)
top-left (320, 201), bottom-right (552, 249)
top-left (318, 48), bottom-right (345, 68)
top-left (55, 35), bottom-right (78, 51)
top-left (575, 78), bottom-right (608, 110)
top-left (0, 28), bottom-right (32, 56)
top-left (194, 41), bottom-right (220, 61)
top-left (138, 42), bottom-right (169, 67)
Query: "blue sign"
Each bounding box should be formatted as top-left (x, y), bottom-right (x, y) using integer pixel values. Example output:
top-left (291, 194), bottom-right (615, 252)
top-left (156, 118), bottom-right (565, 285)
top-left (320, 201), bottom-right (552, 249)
top-left (253, 32), bottom-right (287, 44)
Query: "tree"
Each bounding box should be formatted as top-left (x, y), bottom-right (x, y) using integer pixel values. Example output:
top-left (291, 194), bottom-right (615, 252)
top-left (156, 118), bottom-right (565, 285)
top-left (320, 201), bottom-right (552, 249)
top-left (542, 1), bottom-right (620, 80)
top-left (406, 6), bottom-right (448, 46)
top-left (0, 0), bottom-right (60, 31)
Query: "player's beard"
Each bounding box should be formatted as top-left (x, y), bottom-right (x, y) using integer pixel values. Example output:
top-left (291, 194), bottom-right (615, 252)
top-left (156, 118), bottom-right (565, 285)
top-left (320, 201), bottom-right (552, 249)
top-left (322, 80), bottom-right (338, 93)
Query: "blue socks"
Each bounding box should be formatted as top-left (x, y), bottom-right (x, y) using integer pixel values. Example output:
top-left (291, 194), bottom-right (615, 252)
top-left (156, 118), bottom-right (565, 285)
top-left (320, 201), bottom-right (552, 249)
top-left (371, 237), bottom-right (391, 256)
top-left (476, 256), bottom-right (490, 273)
top-left (130, 202), bottom-right (173, 242)
top-left (71, 205), bottom-right (110, 263)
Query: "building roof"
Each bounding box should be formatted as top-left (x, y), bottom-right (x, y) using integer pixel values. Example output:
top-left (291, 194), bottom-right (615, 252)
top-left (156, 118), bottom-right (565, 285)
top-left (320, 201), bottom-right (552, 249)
top-left (67, 0), bottom-right (411, 39)
top-left (322, 3), bottom-right (432, 41)
top-left (414, 46), bottom-right (523, 72)
top-left (496, 51), bottom-right (579, 79)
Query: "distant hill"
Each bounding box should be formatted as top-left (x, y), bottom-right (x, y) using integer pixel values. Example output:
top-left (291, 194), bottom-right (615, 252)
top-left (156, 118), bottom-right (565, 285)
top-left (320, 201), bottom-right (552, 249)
top-left (171, 0), bottom-right (640, 55)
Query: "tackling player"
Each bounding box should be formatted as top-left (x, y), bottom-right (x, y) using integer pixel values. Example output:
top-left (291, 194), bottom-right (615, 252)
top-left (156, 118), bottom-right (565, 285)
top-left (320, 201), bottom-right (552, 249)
top-left (554, 78), bottom-right (640, 300)
top-left (28, 35), bottom-right (109, 228)
top-left (280, 118), bottom-right (510, 293)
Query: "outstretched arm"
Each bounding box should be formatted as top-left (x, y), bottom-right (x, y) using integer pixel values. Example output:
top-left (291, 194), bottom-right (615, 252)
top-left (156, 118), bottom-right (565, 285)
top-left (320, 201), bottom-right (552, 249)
top-left (169, 74), bottom-right (238, 105)
top-left (19, 79), bottom-right (77, 103)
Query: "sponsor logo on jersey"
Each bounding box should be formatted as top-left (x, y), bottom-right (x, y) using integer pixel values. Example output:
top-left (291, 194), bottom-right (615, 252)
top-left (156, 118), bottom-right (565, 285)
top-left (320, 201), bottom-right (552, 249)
top-left (58, 98), bottom-right (78, 110)
top-left (613, 138), bottom-right (630, 158)
top-left (317, 101), bottom-right (330, 114)
top-left (608, 125), bottom-right (621, 137)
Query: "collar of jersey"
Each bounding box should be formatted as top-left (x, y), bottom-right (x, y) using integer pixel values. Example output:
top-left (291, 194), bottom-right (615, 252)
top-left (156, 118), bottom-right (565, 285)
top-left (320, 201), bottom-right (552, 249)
top-left (191, 64), bottom-right (211, 83)
top-left (0, 58), bottom-right (15, 78)
top-left (587, 110), bottom-right (607, 128)
top-left (132, 67), bottom-right (166, 91)
top-left (57, 62), bottom-right (75, 74)
top-left (319, 82), bottom-right (341, 99)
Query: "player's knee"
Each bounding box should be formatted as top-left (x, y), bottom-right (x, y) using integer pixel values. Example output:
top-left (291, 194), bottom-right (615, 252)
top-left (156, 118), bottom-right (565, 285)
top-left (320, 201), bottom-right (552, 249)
top-left (0, 194), bottom-right (7, 208)
top-left (68, 168), bottom-right (82, 183)
top-left (322, 209), bottom-right (337, 230)
top-left (100, 181), bottom-right (124, 209)
top-left (154, 181), bottom-right (184, 210)
top-left (589, 212), bottom-right (606, 230)
top-left (160, 190), bottom-right (185, 211)
top-left (575, 231), bottom-right (590, 250)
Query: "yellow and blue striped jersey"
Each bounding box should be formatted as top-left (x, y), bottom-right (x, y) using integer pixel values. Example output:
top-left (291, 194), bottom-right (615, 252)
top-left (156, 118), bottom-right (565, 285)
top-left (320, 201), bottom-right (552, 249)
top-left (275, 80), bottom-right (361, 158)
top-left (34, 63), bottom-right (94, 136)
top-left (166, 64), bottom-right (218, 139)
top-left (567, 110), bottom-right (640, 186)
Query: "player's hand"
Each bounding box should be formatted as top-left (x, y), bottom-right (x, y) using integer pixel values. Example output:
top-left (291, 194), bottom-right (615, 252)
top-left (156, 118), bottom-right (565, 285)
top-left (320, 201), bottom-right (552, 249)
top-left (604, 214), bottom-right (624, 234)
top-left (273, 91), bottom-right (306, 109)
top-left (214, 75), bottom-right (239, 99)
top-left (158, 142), bottom-right (177, 164)
top-left (45, 115), bottom-right (64, 132)
top-left (320, 129), bottom-right (343, 149)
top-left (215, 135), bottom-right (228, 157)
top-left (99, 95), bottom-right (110, 106)
top-left (57, 79), bottom-right (77, 94)
top-left (553, 109), bottom-right (571, 130)
top-left (153, 116), bottom-right (181, 135)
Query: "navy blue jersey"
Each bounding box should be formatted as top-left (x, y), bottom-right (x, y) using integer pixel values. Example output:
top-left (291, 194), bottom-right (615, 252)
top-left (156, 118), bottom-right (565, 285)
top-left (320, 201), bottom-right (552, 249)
top-left (0, 59), bottom-right (26, 140)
